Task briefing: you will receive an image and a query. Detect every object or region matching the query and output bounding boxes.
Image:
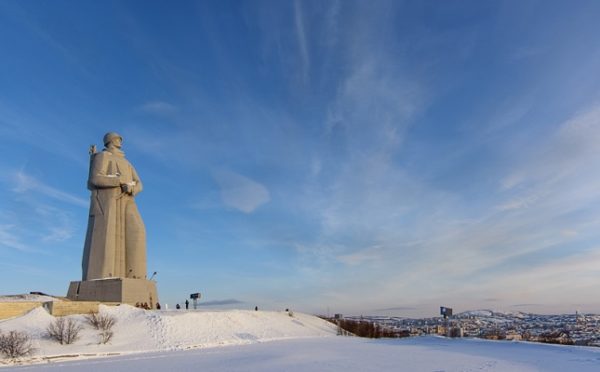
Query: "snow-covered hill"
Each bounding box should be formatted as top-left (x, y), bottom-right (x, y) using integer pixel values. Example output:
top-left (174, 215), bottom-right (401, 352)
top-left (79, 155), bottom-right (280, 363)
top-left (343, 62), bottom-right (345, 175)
top-left (0, 305), bottom-right (337, 366)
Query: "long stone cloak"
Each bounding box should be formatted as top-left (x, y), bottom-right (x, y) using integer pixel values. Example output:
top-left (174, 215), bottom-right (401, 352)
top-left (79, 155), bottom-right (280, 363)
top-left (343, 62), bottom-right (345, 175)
top-left (81, 149), bottom-right (147, 281)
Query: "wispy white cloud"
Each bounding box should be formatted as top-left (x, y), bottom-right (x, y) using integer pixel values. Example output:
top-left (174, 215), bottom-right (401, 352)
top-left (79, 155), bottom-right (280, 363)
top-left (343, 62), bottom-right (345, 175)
top-left (34, 205), bottom-right (75, 243)
top-left (0, 190), bottom-right (77, 250)
top-left (293, 0), bottom-right (309, 82)
top-left (508, 45), bottom-right (546, 62)
top-left (448, 249), bottom-right (600, 313)
top-left (290, 102), bottom-right (600, 315)
top-left (0, 224), bottom-right (30, 252)
top-left (41, 226), bottom-right (73, 242)
top-left (0, 261), bottom-right (50, 276)
top-left (0, 104), bottom-right (86, 166)
top-left (214, 170), bottom-right (270, 213)
top-left (483, 98), bottom-right (533, 135)
top-left (495, 192), bottom-right (543, 211)
top-left (323, 0), bottom-right (340, 47)
top-left (500, 171), bottom-right (526, 191)
top-left (374, 306), bottom-right (417, 312)
top-left (396, 106), bottom-right (600, 304)
top-left (288, 6), bottom-right (431, 303)
top-left (337, 245), bottom-right (384, 266)
top-left (325, 57), bottom-right (421, 152)
top-left (496, 104), bottom-right (600, 216)
top-left (137, 101), bottom-right (178, 115)
top-left (294, 242), bottom-right (342, 272)
top-left (12, 171), bottom-right (87, 208)
top-left (1, 2), bottom-right (94, 78)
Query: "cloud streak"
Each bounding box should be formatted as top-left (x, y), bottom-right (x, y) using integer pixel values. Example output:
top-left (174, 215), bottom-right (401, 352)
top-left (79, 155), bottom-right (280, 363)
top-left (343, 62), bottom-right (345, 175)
top-left (214, 170), bottom-right (270, 213)
top-left (0, 224), bottom-right (31, 252)
top-left (293, 0), bottom-right (309, 82)
top-left (137, 101), bottom-right (178, 115)
top-left (12, 171), bottom-right (87, 208)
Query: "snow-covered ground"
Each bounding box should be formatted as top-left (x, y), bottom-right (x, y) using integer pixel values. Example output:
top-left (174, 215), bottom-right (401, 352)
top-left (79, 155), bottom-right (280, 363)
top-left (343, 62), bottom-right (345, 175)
top-left (2, 305), bottom-right (600, 371)
top-left (0, 305), bottom-right (335, 363)
top-left (4, 336), bottom-right (600, 371)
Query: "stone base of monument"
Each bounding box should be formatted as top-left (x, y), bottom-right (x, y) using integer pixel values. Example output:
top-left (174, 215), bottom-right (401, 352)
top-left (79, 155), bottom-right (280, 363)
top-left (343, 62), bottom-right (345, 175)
top-left (66, 278), bottom-right (158, 308)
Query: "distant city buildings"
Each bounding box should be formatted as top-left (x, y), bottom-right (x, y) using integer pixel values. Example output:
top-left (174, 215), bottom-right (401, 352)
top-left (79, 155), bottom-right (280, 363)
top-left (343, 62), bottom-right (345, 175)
top-left (339, 311), bottom-right (600, 346)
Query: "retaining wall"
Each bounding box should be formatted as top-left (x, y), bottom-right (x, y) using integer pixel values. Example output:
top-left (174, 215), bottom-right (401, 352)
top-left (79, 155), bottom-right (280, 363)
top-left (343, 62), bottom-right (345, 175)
top-left (0, 301), bottom-right (120, 320)
top-left (0, 302), bottom-right (42, 320)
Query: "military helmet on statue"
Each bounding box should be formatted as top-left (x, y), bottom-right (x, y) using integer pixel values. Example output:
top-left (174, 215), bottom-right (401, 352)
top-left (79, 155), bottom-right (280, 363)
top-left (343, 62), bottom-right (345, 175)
top-left (103, 132), bottom-right (122, 146)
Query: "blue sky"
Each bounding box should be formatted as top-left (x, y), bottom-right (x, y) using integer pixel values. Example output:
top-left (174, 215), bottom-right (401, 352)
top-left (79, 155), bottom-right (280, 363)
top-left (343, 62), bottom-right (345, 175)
top-left (2, 0), bottom-right (600, 316)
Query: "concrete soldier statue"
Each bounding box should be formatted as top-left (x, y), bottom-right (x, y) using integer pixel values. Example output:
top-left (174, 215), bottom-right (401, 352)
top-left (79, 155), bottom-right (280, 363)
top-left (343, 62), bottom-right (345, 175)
top-left (82, 132), bottom-right (146, 280)
top-left (67, 132), bottom-right (157, 307)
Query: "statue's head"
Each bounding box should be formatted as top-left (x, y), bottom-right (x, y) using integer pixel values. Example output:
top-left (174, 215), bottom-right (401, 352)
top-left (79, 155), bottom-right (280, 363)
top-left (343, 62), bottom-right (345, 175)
top-left (103, 132), bottom-right (123, 147)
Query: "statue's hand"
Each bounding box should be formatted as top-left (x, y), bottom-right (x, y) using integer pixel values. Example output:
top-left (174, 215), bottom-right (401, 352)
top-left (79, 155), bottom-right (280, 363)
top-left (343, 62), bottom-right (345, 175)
top-left (121, 183), bottom-right (133, 194)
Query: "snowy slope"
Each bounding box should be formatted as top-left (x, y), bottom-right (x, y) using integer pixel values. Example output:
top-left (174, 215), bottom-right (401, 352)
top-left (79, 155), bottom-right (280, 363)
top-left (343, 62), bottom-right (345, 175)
top-left (0, 305), bottom-right (337, 366)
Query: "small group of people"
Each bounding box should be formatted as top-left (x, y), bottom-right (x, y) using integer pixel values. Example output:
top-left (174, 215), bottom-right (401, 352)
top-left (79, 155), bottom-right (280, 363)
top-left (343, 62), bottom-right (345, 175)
top-left (135, 302), bottom-right (161, 310)
top-left (175, 300), bottom-right (190, 310)
top-left (135, 302), bottom-right (151, 310)
top-left (133, 299), bottom-right (192, 311)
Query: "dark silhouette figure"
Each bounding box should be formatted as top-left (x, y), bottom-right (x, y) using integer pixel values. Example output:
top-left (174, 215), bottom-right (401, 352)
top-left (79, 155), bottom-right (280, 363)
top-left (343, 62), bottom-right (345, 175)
top-left (255, 306), bottom-right (258, 311)
top-left (156, 302), bottom-right (161, 310)
top-left (185, 300), bottom-right (189, 310)
top-left (176, 304), bottom-right (181, 310)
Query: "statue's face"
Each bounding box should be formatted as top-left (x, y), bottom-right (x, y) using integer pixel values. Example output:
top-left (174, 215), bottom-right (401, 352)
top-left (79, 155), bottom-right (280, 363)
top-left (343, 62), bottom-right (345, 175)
top-left (111, 137), bottom-right (123, 148)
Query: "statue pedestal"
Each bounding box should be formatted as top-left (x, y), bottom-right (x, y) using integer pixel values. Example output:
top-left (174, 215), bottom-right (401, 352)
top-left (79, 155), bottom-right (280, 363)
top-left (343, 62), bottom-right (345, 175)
top-left (67, 278), bottom-right (158, 308)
